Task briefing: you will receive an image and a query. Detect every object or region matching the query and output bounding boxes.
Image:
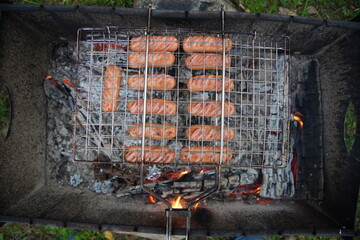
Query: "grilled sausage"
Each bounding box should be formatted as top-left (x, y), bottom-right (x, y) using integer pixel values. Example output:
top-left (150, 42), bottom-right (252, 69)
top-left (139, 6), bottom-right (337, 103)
top-left (128, 52), bottom-right (175, 68)
top-left (129, 123), bottom-right (177, 140)
top-left (183, 36), bottom-right (232, 53)
top-left (127, 74), bottom-right (176, 91)
top-left (180, 146), bottom-right (232, 163)
top-left (186, 125), bottom-right (235, 141)
top-left (130, 36), bottom-right (179, 52)
top-left (185, 54), bottom-right (231, 70)
top-left (102, 65), bottom-right (121, 112)
top-left (187, 75), bottom-right (234, 92)
top-left (125, 146), bottom-right (175, 163)
top-left (188, 100), bottom-right (235, 117)
top-left (128, 98), bottom-right (177, 116)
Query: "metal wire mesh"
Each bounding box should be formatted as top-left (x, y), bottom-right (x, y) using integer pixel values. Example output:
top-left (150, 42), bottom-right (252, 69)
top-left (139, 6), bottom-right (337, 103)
top-left (73, 26), bottom-right (290, 168)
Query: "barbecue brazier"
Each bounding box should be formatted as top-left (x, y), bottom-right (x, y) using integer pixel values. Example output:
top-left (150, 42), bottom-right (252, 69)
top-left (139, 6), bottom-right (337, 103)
top-left (0, 4), bottom-right (359, 237)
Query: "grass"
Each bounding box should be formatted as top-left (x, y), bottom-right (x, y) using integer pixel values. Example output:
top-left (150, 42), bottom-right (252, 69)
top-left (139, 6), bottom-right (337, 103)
top-left (232, 0), bottom-right (360, 21)
top-left (0, 223), bottom-right (106, 240)
top-left (0, 90), bottom-right (10, 137)
top-left (344, 102), bottom-right (357, 152)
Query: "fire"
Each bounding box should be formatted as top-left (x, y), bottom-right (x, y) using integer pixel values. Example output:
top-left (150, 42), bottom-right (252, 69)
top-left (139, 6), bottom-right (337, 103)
top-left (193, 203), bottom-right (200, 210)
top-left (145, 169), bottom-right (190, 183)
top-left (293, 115), bottom-right (304, 128)
top-left (62, 79), bottom-right (75, 88)
top-left (172, 196), bottom-right (183, 209)
top-left (180, 170), bottom-right (190, 176)
top-left (199, 168), bottom-right (213, 174)
top-left (148, 195), bottom-right (156, 204)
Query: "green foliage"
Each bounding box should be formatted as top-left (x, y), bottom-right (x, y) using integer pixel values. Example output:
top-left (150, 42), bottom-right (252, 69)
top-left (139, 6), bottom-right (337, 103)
top-left (0, 223), bottom-right (105, 240)
top-left (236, 0), bottom-right (359, 21)
top-left (266, 236), bottom-right (341, 240)
top-left (344, 102), bottom-right (357, 152)
top-left (12, 0), bottom-right (133, 7)
top-left (0, 90), bottom-right (10, 137)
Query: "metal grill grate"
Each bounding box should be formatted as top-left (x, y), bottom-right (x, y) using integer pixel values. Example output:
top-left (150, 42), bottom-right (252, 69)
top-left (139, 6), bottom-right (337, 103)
top-left (73, 27), bottom-right (290, 168)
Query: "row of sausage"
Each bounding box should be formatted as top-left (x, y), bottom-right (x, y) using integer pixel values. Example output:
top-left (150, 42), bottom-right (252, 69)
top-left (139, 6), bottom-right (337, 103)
top-left (124, 145), bottom-right (233, 164)
top-left (129, 124), bottom-right (234, 141)
top-left (127, 35), bottom-right (232, 69)
top-left (102, 66), bottom-right (236, 115)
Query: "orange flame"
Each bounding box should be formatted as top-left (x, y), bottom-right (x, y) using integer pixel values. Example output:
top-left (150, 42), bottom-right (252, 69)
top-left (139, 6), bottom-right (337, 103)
top-left (148, 195), bottom-right (156, 204)
top-left (293, 115), bottom-right (304, 128)
top-left (62, 79), bottom-right (75, 88)
top-left (193, 203), bottom-right (200, 210)
top-left (180, 170), bottom-right (189, 176)
top-left (199, 169), bottom-right (205, 174)
top-left (172, 196), bottom-right (183, 209)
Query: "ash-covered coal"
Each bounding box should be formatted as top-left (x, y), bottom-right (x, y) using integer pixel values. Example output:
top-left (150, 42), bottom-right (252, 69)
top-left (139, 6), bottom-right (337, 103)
top-left (45, 29), bottom-right (295, 200)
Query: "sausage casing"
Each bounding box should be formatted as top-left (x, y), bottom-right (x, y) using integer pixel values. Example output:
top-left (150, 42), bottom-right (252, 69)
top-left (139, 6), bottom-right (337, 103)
top-left (125, 146), bottom-right (175, 163)
top-left (183, 36), bottom-right (232, 53)
top-left (128, 53), bottom-right (175, 68)
top-left (187, 75), bottom-right (234, 92)
top-left (128, 98), bottom-right (177, 116)
top-left (102, 65), bottom-right (121, 112)
top-left (129, 123), bottom-right (177, 140)
top-left (130, 36), bottom-right (179, 52)
top-left (127, 74), bottom-right (176, 91)
top-left (186, 125), bottom-right (235, 141)
top-left (180, 146), bottom-right (232, 163)
top-left (185, 54), bottom-right (231, 70)
top-left (188, 100), bottom-right (235, 117)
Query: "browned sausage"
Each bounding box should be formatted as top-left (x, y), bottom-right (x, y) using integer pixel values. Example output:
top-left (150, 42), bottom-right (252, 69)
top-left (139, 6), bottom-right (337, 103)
top-left (188, 100), bottom-right (235, 117)
top-left (127, 74), bottom-right (176, 91)
top-left (130, 36), bottom-right (179, 52)
top-left (180, 146), bottom-right (232, 163)
top-left (102, 65), bottom-right (121, 112)
top-left (183, 36), bottom-right (232, 53)
top-left (128, 98), bottom-right (177, 116)
top-left (186, 125), bottom-right (235, 141)
top-left (128, 53), bottom-right (175, 68)
top-left (129, 123), bottom-right (177, 140)
top-left (125, 146), bottom-right (175, 163)
top-left (185, 54), bottom-right (231, 70)
top-left (187, 75), bottom-right (234, 92)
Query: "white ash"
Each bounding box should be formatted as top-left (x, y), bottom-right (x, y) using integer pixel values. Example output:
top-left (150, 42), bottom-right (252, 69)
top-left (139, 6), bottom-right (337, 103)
top-left (92, 180), bottom-right (116, 194)
top-left (70, 173), bottom-right (83, 187)
top-left (147, 165), bottom-right (162, 181)
top-left (46, 30), bottom-right (294, 200)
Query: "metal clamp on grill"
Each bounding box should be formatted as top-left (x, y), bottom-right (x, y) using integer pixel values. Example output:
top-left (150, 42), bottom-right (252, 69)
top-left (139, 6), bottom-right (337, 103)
top-left (73, 4), bottom-right (290, 240)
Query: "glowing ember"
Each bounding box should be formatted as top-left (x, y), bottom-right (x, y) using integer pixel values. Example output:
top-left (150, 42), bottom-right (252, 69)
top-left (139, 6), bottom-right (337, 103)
top-left (62, 79), bottom-right (75, 88)
top-left (180, 170), bottom-right (190, 176)
top-left (293, 115), bottom-right (304, 128)
top-left (198, 168), bottom-right (214, 174)
top-left (148, 195), bottom-right (156, 204)
top-left (193, 203), bottom-right (200, 210)
top-left (145, 169), bottom-right (190, 184)
top-left (172, 196), bottom-right (183, 209)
